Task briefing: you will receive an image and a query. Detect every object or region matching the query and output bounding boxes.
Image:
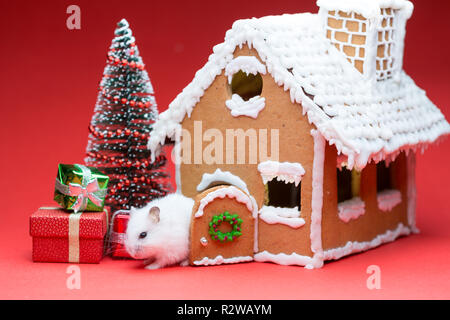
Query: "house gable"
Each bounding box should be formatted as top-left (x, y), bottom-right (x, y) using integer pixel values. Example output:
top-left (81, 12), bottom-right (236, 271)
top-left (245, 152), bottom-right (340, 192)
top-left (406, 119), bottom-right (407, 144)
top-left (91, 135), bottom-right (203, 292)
top-left (179, 44), bottom-right (317, 258)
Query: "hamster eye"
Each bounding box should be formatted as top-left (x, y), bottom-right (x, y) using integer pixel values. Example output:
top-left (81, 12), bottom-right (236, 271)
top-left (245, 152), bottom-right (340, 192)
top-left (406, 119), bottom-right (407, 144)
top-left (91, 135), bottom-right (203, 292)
top-left (139, 232), bottom-right (147, 239)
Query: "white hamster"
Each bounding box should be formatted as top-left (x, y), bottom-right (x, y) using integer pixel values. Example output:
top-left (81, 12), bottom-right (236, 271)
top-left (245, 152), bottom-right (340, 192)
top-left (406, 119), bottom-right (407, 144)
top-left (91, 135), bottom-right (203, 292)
top-left (125, 193), bottom-right (194, 270)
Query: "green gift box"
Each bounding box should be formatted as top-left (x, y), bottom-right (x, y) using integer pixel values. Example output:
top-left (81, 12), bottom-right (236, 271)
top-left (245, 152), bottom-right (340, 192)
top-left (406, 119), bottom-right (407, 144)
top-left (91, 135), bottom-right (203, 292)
top-left (54, 164), bottom-right (109, 213)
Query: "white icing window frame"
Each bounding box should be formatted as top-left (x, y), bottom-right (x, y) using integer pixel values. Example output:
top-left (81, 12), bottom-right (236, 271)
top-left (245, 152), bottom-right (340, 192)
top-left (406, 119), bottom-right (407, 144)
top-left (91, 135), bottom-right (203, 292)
top-left (224, 56), bottom-right (267, 84)
top-left (257, 161), bottom-right (305, 186)
top-left (259, 205), bottom-right (305, 229)
top-left (338, 196), bottom-right (365, 223)
top-left (224, 56), bottom-right (267, 119)
top-left (225, 94), bottom-right (266, 119)
top-left (377, 189), bottom-right (402, 212)
top-left (257, 161), bottom-right (305, 228)
top-left (196, 168), bottom-right (250, 194)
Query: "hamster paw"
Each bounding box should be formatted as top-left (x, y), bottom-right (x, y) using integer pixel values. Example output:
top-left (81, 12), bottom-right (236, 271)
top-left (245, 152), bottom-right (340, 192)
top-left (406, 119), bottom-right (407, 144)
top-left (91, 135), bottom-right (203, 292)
top-left (145, 262), bottom-right (162, 270)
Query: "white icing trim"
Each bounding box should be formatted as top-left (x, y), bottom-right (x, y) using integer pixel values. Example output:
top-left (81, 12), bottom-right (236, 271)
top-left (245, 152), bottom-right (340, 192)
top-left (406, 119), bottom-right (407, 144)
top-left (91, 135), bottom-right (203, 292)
top-left (251, 195), bottom-right (259, 253)
top-left (324, 223), bottom-right (411, 261)
top-left (193, 255), bottom-right (253, 266)
top-left (257, 161), bottom-right (305, 186)
top-left (338, 197), bottom-right (366, 223)
top-left (225, 94), bottom-right (266, 119)
top-left (174, 127), bottom-right (183, 193)
top-left (254, 250), bottom-right (314, 268)
top-left (317, 0), bottom-right (414, 19)
top-left (196, 169), bottom-right (249, 194)
top-left (309, 129), bottom-right (326, 269)
top-left (377, 189), bottom-right (402, 212)
top-left (224, 55), bottom-right (267, 84)
top-left (406, 152), bottom-right (418, 233)
top-left (259, 206), bottom-right (305, 229)
top-left (194, 185), bottom-right (256, 219)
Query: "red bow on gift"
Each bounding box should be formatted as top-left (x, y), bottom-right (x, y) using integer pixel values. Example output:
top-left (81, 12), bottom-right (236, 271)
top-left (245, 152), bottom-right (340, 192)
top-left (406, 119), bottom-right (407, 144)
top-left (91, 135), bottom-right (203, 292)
top-left (69, 178), bottom-right (103, 213)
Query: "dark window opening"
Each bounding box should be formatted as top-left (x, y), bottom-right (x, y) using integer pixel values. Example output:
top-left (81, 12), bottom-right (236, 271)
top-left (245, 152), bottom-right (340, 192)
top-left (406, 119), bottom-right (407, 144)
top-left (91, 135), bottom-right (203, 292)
top-left (266, 180), bottom-right (301, 210)
top-left (231, 71), bottom-right (263, 101)
top-left (377, 161), bottom-right (392, 192)
top-left (337, 167), bottom-right (353, 203)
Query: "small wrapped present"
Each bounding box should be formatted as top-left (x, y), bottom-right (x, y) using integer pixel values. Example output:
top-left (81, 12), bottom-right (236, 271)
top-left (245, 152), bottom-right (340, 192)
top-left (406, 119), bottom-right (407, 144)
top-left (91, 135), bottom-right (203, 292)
top-left (108, 210), bottom-right (133, 259)
top-left (54, 164), bottom-right (109, 212)
top-left (30, 207), bottom-right (108, 263)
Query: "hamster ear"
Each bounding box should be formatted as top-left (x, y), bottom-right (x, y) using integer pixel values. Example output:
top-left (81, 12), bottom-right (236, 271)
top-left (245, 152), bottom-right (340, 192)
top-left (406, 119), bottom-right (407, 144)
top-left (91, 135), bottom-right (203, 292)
top-left (148, 206), bottom-right (160, 223)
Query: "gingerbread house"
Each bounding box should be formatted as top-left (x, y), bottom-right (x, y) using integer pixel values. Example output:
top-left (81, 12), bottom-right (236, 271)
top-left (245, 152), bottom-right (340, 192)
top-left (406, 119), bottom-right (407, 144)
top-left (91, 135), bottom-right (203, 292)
top-left (148, 0), bottom-right (450, 268)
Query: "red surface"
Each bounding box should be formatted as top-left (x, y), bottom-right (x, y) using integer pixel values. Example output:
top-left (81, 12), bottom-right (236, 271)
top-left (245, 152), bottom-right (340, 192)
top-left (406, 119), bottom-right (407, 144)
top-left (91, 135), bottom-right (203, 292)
top-left (0, 0), bottom-right (449, 299)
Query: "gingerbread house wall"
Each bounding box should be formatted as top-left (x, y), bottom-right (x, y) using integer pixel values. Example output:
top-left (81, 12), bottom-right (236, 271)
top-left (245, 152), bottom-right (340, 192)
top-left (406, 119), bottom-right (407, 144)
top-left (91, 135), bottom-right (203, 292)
top-left (321, 144), bottom-right (412, 258)
top-left (179, 44), bottom-right (316, 258)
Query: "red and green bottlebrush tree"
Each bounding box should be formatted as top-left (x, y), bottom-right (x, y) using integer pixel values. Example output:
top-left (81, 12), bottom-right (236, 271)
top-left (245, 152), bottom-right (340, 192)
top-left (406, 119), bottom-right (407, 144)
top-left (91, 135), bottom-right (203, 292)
top-left (85, 19), bottom-right (171, 212)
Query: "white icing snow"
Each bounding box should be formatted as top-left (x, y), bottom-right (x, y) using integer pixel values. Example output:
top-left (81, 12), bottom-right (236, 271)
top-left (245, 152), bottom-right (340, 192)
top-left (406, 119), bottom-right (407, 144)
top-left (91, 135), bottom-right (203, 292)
top-left (254, 250), bottom-right (314, 268)
top-left (250, 195), bottom-right (259, 253)
top-left (406, 152), bottom-right (418, 233)
top-left (338, 197), bottom-right (366, 222)
top-left (324, 223), bottom-right (411, 261)
top-left (257, 161), bottom-right (305, 186)
top-left (259, 206), bottom-right (305, 229)
top-left (225, 94), bottom-right (266, 118)
top-left (193, 255), bottom-right (253, 266)
top-left (224, 55), bottom-right (267, 84)
top-left (309, 129), bottom-right (326, 269)
top-left (148, 10), bottom-right (450, 168)
top-left (377, 189), bottom-right (402, 212)
top-left (317, 0), bottom-right (414, 19)
top-left (196, 168), bottom-right (250, 194)
top-left (194, 185), bottom-right (256, 219)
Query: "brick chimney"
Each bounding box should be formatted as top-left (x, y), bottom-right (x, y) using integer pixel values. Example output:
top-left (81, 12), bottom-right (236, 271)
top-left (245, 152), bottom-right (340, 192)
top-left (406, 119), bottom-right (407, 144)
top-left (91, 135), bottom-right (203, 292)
top-left (317, 0), bottom-right (413, 81)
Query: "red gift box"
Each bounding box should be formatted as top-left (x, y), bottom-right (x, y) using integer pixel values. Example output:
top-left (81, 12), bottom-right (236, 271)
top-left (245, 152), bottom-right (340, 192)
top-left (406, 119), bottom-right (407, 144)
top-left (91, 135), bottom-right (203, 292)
top-left (30, 207), bottom-right (108, 263)
top-left (108, 210), bottom-right (133, 259)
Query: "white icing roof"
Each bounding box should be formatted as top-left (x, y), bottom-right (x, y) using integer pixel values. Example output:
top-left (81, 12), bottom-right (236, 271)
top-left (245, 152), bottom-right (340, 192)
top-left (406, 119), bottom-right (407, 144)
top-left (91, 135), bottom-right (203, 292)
top-left (148, 13), bottom-right (450, 169)
top-left (317, 0), bottom-right (414, 19)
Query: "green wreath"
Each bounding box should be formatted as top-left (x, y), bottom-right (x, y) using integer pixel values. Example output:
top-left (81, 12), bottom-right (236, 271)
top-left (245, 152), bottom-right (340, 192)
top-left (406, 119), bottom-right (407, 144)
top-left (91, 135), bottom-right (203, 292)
top-left (208, 211), bottom-right (243, 242)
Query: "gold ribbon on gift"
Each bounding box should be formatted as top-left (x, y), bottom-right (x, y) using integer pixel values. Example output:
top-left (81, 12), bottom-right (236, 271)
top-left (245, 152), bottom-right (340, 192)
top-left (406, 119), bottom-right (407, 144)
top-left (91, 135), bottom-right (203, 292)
top-left (68, 212), bottom-right (81, 263)
top-left (39, 207), bottom-right (109, 263)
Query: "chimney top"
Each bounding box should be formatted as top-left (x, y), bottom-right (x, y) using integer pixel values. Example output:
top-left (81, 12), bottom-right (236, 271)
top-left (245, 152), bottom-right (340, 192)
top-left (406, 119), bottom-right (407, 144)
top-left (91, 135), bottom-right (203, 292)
top-left (317, 0), bottom-right (413, 20)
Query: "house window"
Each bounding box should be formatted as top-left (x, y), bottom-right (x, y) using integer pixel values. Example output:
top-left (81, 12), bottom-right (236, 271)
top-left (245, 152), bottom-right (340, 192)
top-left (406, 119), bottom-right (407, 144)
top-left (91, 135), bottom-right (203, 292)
top-left (257, 161), bottom-right (305, 225)
top-left (376, 160), bottom-right (402, 212)
top-left (337, 167), bottom-right (361, 203)
top-left (231, 71), bottom-right (263, 101)
top-left (336, 166), bottom-right (365, 223)
top-left (266, 179), bottom-right (301, 210)
top-left (376, 160), bottom-right (392, 192)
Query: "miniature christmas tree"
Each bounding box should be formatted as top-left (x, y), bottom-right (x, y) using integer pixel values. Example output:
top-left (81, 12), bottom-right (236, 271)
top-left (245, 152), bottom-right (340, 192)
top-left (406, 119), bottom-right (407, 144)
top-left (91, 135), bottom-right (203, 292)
top-left (85, 18), bottom-right (170, 212)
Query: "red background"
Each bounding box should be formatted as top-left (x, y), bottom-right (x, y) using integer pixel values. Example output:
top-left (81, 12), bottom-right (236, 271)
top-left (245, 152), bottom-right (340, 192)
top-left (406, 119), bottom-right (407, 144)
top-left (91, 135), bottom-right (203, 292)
top-left (1, 0), bottom-right (449, 299)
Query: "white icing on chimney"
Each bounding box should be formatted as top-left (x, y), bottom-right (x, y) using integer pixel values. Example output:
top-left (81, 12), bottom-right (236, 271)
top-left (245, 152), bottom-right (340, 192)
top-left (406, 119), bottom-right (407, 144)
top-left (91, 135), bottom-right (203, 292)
top-left (317, 0), bottom-right (413, 81)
